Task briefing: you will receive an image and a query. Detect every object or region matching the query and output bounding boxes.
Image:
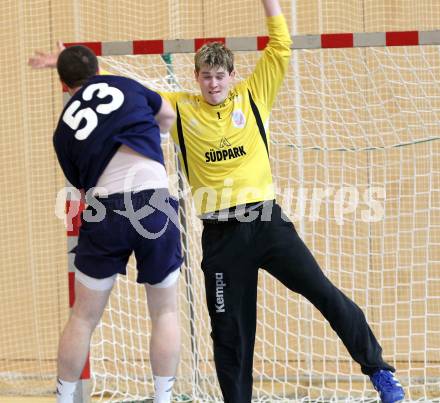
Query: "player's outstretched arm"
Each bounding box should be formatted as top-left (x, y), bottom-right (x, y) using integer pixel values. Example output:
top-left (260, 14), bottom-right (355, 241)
top-left (244, 0), bottom-right (291, 110)
top-left (155, 97), bottom-right (176, 134)
top-left (261, 0), bottom-right (282, 17)
top-left (28, 41), bottom-right (65, 69)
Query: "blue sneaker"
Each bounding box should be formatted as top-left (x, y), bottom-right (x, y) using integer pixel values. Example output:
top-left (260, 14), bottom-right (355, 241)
top-left (370, 370), bottom-right (405, 403)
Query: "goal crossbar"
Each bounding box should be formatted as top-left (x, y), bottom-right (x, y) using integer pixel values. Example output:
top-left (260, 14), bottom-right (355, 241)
top-left (64, 29), bottom-right (440, 56)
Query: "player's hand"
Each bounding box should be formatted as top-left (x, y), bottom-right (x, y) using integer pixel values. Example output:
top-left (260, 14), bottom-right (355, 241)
top-left (28, 40), bottom-right (65, 69)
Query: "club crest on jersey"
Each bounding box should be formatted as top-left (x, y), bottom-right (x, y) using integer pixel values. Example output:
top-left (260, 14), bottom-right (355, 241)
top-left (232, 109), bottom-right (246, 128)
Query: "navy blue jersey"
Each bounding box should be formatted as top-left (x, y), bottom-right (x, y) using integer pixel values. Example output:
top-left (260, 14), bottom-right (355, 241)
top-left (53, 75), bottom-right (164, 191)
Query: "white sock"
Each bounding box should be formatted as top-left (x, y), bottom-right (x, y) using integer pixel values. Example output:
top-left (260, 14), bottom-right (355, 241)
top-left (56, 377), bottom-right (77, 403)
top-left (153, 375), bottom-right (176, 403)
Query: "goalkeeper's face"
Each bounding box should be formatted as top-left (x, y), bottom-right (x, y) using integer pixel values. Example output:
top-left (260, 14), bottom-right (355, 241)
top-left (195, 65), bottom-right (235, 106)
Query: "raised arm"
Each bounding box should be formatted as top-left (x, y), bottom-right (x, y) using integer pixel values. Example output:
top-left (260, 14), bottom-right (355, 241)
top-left (28, 41), bottom-right (64, 69)
top-left (261, 0), bottom-right (282, 17)
top-left (243, 0), bottom-right (292, 108)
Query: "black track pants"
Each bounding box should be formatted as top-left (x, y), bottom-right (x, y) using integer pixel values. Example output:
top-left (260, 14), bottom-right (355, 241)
top-left (201, 202), bottom-right (394, 403)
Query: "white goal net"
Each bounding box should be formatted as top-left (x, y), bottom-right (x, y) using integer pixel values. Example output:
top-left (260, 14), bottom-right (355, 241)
top-left (1, 0), bottom-right (440, 402)
top-left (90, 39), bottom-right (440, 401)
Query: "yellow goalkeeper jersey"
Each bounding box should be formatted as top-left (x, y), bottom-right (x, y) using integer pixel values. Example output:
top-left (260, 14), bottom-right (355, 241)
top-left (161, 14), bottom-right (291, 215)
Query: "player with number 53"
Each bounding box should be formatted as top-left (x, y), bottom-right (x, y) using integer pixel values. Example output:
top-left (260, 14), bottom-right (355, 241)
top-left (41, 45), bottom-right (183, 403)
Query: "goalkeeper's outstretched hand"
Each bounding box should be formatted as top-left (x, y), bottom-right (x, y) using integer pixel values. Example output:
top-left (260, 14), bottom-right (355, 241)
top-left (28, 41), bottom-right (65, 69)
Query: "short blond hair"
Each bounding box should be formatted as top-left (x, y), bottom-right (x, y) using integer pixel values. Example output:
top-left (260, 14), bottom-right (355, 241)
top-left (194, 42), bottom-right (234, 73)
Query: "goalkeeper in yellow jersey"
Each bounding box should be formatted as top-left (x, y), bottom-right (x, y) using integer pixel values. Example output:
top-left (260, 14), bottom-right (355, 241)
top-left (160, 1), bottom-right (404, 401)
top-left (29, 1), bottom-right (405, 402)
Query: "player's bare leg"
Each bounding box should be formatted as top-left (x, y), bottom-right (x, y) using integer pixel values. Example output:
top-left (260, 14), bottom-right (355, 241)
top-left (56, 278), bottom-right (112, 403)
top-left (146, 273), bottom-right (180, 403)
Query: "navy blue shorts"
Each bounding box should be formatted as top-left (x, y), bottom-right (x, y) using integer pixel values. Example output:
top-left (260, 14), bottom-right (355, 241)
top-left (73, 188), bottom-right (183, 284)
